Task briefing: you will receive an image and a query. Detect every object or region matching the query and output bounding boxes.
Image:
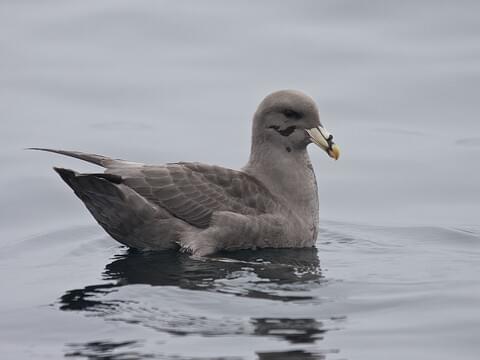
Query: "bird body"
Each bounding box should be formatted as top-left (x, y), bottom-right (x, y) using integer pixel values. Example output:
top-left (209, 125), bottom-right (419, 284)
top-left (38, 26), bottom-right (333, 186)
top-left (33, 90), bottom-right (339, 256)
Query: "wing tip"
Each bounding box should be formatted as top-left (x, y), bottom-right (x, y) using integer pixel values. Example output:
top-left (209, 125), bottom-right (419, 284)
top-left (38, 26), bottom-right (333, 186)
top-left (26, 147), bottom-right (51, 152)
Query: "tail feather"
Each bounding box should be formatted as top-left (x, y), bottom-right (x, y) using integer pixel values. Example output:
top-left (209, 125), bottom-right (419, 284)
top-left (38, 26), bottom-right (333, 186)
top-left (28, 148), bottom-right (123, 168)
top-left (54, 167), bottom-right (77, 187)
top-left (54, 167), bottom-right (123, 192)
top-left (53, 167), bottom-right (178, 250)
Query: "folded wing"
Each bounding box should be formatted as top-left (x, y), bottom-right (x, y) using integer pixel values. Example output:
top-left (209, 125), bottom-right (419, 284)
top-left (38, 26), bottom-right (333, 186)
top-left (109, 162), bottom-right (279, 228)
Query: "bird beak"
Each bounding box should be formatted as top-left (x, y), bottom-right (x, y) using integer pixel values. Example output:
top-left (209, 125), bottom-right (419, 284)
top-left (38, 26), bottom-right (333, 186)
top-left (306, 126), bottom-right (340, 160)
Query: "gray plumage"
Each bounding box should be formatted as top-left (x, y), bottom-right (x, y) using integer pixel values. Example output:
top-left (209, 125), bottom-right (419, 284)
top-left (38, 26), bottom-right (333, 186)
top-left (31, 90), bottom-right (340, 256)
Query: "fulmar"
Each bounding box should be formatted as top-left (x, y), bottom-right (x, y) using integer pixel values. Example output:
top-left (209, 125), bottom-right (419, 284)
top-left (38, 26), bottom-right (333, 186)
top-left (31, 90), bottom-right (340, 256)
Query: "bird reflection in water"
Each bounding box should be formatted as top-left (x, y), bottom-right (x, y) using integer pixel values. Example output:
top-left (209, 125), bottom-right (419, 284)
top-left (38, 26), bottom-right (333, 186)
top-left (61, 247), bottom-right (337, 360)
top-left (61, 247), bottom-right (323, 309)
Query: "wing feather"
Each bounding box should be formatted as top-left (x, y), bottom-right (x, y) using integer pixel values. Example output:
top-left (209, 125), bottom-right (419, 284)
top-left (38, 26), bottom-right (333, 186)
top-left (110, 162), bottom-right (277, 228)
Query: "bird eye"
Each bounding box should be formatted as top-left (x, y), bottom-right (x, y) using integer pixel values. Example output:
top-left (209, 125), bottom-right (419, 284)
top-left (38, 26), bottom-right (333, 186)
top-left (282, 109), bottom-right (302, 119)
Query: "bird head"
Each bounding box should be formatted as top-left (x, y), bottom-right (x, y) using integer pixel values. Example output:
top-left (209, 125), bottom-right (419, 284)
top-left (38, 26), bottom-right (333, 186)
top-left (253, 89), bottom-right (340, 160)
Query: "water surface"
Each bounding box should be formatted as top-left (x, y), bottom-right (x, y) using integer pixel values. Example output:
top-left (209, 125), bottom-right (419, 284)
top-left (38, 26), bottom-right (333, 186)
top-left (1, 1), bottom-right (479, 359)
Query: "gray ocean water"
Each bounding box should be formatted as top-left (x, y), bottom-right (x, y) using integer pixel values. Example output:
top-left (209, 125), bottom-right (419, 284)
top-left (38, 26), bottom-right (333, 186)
top-left (1, 1), bottom-right (480, 359)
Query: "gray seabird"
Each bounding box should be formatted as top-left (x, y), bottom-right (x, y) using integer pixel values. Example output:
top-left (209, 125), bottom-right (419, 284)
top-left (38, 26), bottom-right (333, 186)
top-left (32, 90), bottom-right (340, 256)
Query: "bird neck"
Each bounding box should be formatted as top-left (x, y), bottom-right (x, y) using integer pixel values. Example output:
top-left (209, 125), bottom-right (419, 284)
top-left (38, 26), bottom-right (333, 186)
top-left (243, 141), bottom-right (319, 228)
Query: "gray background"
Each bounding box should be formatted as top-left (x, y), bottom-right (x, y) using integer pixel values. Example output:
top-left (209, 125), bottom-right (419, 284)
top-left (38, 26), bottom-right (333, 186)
top-left (1, 1), bottom-right (479, 359)
top-left (2, 0), bottom-right (479, 238)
